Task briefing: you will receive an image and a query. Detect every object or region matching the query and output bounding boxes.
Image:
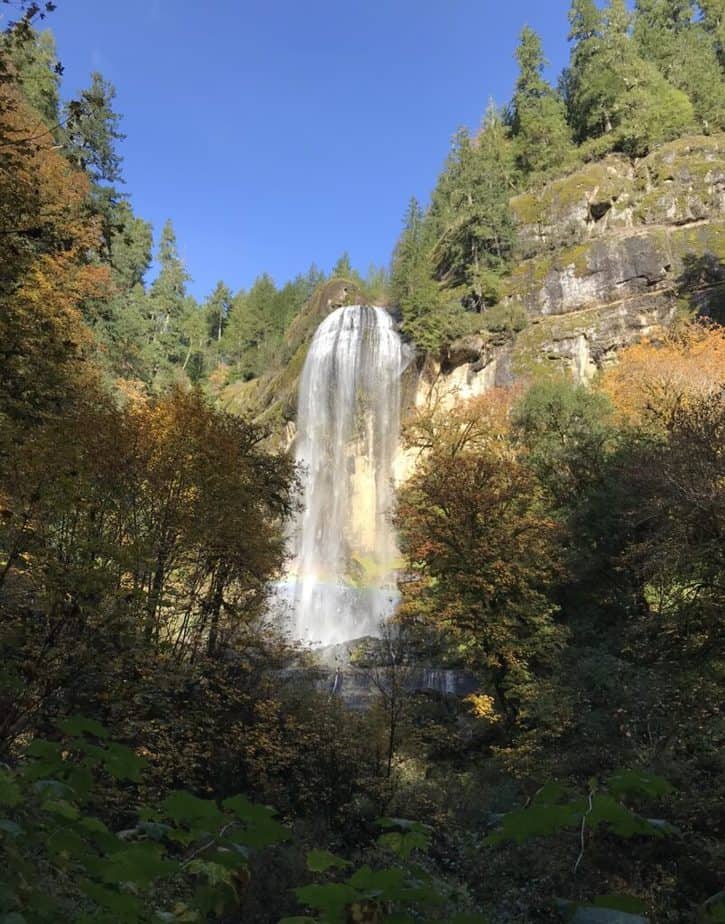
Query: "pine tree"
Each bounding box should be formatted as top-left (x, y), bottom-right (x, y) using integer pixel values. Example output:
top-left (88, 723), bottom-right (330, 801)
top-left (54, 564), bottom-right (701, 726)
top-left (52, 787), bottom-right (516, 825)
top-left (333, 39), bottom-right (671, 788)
top-left (430, 104), bottom-right (515, 301)
top-left (331, 251), bottom-right (353, 278)
top-left (222, 274), bottom-right (278, 378)
top-left (566, 0), bottom-right (695, 153)
top-left (3, 27), bottom-right (60, 126)
top-left (511, 26), bottom-right (572, 178)
top-left (392, 197), bottom-right (465, 350)
top-left (634, 0), bottom-right (725, 132)
top-left (204, 281), bottom-right (233, 343)
top-left (148, 220), bottom-right (191, 377)
top-left (64, 72), bottom-right (125, 185)
top-left (63, 72), bottom-right (129, 269)
top-left (697, 0), bottom-right (725, 64)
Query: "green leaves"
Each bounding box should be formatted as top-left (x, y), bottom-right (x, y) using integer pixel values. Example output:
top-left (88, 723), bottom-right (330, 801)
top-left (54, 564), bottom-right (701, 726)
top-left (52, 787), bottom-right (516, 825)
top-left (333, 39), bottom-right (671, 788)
top-left (593, 894), bottom-right (648, 914)
top-left (376, 818), bottom-right (432, 858)
top-left (294, 883), bottom-right (359, 923)
top-left (222, 794), bottom-right (290, 848)
top-left (489, 770), bottom-right (672, 845)
top-left (306, 849), bottom-right (351, 873)
top-left (0, 773), bottom-right (21, 808)
top-left (486, 802), bottom-right (582, 845)
top-left (57, 715), bottom-right (109, 739)
top-left (162, 790), bottom-right (223, 830)
top-left (606, 769), bottom-right (673, 799)
top-left (99, 843), bottom-right (178, 888)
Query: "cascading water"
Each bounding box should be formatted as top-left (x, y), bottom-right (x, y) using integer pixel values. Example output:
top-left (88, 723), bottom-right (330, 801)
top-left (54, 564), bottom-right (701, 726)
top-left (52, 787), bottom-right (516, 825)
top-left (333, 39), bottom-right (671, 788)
top-left (281, 305), bottom-right (406, 646)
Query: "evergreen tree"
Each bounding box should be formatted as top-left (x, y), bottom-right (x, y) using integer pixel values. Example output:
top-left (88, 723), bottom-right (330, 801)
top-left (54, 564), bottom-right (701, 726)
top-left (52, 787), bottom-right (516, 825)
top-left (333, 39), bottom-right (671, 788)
top-left (566, 0), bottom-right (694, 153)
top-left (222, 274), bottom-right (278, 378)
top-left (108, 202), bottom-right (153, 292)
top-left (63, 72), bottom-right (127, 255)
top-left (148, 220), bottom-right (191, 377)
top-left (331, 251), bottom-right (353, 278)
top-left (430, 104), bottom-right (515, 301)
top-left (634, 0), bottom-right (725, 132)
top-left (3, 27), bottom-right (59, 125)
top-left (698, 0), bottom-right (725, 64)
top-left (511, 26), bottom-right (572, 177)
top-left (180, 296), bottom-right (207, 381)
top-left (204, 281), bottom-right (232, 343)
top-left (392, 197), bottom-right (462, 350)
top-left (64, 72), bottom-right (124, 185)
top-left (301, 262), bottom-right (326, 298)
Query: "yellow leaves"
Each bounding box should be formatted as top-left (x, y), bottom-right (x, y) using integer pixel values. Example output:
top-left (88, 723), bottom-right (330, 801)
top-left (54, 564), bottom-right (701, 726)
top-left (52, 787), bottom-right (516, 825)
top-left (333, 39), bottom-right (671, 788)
top-left (464, 692), bottom-right (500, 722)
top-left (403, 385), bottom-right (522, 459)
top-left (599, 320), bottom-right (725, 426)
top-left (0, 79), bottom-right (109, 417)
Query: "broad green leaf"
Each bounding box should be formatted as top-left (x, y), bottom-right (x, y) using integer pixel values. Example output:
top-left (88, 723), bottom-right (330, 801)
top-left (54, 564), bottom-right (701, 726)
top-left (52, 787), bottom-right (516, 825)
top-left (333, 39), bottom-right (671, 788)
top-left (533, 782), bottom-right (574, 804)
top-left (295, 883), bottom-right (360, 921)
top-left (137, 820), bottom-right (172, 840)
top-left (306, 848), bottom-right (351, 872)
top-left (593, 894), bottom-right (648, 913)
top-left (79, 816), bottom-right (110, 835)
top-left (0, 819), bottom-right (22, 837)
top-left (47, 826), bottom-right (94, 861)
top-left (67, 765), bottom-right (94, 798)
top-left (589, 795), bottom-right (661, 838)
top-left (81, 881), bottom-right (140, 923)
top-left (0, 914), bottom-right (27, 924)
top-left (222, 794), bottom-right (277, 823)
top-left (377, 829), bottom-right (430, 859)
top-left (99, 842), bottom-right (178, 887)
top-left (25, 739), bottom-right (63, 761)
top-left (101, 743), bottom-right (147, 782)
top-left (222, 796), bottom-right (290, 844)
top-left (162, 790), bottom-right (223, 830)
top-left (0, 774), bottom-right (21, 808)
top-left (40, 798), bottom-right (80, 820)
top-left (57, 716), bottom-right (109, 739)
top-left (486, 802), bottom-right (581, 844)
top-left (607, 769), bottom-right (673, 799)
top-left (33, 779), bottom-right (74, 799)
top-left (226, 816), bottom-right (290, 849)
top-left (347, 865), bottom-right (406, 899)
top-left (186, 859), bottom-right (234, 886)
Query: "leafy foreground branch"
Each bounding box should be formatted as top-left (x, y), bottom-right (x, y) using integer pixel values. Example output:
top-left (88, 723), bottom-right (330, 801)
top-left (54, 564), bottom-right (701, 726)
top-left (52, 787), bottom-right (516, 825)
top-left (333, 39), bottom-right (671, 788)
top-left (2, 718), bottom-right (721, 923)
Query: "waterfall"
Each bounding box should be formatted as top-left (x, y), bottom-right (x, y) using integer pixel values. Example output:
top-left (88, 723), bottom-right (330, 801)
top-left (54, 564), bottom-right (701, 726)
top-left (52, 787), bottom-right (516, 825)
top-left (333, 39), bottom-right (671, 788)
top-left (282, 305), bottom-right (405, 646)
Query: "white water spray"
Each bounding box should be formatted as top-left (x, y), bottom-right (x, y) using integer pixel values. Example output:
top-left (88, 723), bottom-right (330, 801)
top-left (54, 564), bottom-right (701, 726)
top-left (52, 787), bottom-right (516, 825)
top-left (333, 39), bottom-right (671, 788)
top-left (283, 305), bottom-right (406, 646)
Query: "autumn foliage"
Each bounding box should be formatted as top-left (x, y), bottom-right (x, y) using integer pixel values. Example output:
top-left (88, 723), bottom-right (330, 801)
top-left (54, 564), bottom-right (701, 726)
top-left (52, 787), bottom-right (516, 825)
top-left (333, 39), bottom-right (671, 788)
top-left (0, 79), bottom-right (110, 420)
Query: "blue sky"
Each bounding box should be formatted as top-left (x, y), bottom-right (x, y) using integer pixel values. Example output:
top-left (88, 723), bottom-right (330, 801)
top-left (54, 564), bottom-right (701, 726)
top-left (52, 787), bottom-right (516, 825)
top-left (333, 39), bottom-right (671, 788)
top-left (49, 1), bottom-right (573, 300)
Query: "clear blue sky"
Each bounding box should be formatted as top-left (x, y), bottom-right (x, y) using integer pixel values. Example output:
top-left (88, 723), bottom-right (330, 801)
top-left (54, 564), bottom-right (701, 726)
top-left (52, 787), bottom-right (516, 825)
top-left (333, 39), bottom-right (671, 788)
top-left (50, 1), bottom-right (573, 300)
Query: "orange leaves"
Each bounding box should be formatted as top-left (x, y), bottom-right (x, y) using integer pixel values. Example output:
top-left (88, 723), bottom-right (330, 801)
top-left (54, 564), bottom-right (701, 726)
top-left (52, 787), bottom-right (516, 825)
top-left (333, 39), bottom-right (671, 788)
top-left (0, 78), bottom-right (109, 418)
top-left (403, 385), bottom-right (521, 459)
top-left (396, 387), bottom-right (566, 721)
top-left (599, 320), bottom-right (725, 427)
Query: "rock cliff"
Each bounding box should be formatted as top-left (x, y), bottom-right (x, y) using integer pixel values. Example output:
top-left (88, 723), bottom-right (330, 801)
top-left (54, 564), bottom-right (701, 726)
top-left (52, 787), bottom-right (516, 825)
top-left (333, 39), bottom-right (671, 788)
top-left (220, 134), bottom-right (724, 428)
top-left (419, 134), bottom-right (724, 407)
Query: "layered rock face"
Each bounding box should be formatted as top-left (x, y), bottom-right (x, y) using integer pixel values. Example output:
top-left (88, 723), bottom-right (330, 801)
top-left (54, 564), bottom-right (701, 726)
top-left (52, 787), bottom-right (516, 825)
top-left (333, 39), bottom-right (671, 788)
top-left (416, 134), bottom-right (725, 407)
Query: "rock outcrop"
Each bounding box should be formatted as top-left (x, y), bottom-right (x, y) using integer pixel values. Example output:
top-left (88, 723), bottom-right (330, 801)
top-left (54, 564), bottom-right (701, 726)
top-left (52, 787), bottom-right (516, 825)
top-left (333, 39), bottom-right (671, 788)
top-left (414, 134), bottom-right (724, 408)
top-left (219, 135), bottom-right (724, 431)
top-left (218, 278), bottom-right (365, 444)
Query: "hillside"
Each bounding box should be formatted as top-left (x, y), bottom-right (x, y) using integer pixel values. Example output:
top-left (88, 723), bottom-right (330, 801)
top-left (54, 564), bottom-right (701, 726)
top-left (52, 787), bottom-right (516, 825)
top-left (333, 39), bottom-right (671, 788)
top-left (225, 133), bottom-right (724, 425)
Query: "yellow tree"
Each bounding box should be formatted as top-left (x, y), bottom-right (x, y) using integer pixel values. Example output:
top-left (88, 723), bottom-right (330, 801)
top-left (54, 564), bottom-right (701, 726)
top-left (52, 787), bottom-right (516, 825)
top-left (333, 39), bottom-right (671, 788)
top-left (396, 391), bottom-right (567, 730)
top-left (0, 78), bottom-right (109, 420)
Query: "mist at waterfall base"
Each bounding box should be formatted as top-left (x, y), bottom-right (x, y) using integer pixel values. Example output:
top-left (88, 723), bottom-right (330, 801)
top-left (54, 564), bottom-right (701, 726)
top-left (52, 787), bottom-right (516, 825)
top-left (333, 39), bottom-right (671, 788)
top-left (275, 305), bottom-right (407, 647)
